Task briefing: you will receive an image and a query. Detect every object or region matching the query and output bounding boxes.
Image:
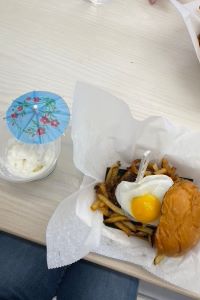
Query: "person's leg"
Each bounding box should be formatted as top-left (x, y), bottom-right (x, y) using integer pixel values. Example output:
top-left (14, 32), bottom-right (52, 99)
top-left (0, 231), bottom-right (66, 300)
top-left (57, 260), bottom-right (139, 300)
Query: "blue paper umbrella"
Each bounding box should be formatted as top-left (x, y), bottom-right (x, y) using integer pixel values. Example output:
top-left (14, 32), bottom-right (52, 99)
top-left (6, 91), bottom-right (70, 144)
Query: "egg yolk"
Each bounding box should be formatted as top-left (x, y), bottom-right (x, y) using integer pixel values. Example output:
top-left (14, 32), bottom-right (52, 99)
top-left (131, 194), bottom-right (161, 223)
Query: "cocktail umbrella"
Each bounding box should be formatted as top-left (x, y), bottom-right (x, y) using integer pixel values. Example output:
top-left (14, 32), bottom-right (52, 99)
top-left (6, 91), bottom-right (70, 144)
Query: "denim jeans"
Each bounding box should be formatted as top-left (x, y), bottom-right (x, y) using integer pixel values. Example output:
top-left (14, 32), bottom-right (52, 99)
top-left (0, 232), bottom-right (139, 300)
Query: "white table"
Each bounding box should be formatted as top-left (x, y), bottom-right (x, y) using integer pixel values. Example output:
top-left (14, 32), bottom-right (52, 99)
top-left (0, 0), bottom-right (199, 298)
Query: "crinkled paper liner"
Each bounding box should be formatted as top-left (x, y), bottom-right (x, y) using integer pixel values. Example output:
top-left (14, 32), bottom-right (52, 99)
top-left (47, 82), bottom-right (200, 297)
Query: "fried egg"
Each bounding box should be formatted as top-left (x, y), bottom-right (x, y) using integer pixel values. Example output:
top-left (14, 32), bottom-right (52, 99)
top-left (115, 175), bottom-right (173, 225)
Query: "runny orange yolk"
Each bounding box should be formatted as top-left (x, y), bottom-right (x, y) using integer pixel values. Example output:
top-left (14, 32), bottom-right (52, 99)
top-left (131, 194), bottom-right (161, 223)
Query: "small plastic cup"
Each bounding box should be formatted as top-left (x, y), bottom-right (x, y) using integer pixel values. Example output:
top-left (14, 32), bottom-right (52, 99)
top-left (0, 115), bottom-right (61, 183)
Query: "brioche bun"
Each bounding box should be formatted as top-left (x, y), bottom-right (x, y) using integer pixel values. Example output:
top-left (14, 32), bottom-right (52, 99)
top-left (155, 180), bottom-right (200, 256)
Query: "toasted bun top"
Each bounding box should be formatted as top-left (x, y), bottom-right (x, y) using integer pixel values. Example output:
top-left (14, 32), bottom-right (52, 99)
top-left (155, 180), bottom-right (200, 257)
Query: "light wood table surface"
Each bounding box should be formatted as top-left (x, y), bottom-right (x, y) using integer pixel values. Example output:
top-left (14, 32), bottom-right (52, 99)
top-left (0, 0), bottom-right (200, 298)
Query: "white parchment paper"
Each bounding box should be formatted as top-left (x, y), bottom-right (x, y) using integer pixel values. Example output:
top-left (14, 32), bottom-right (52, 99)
top-left (170, 0), bottom-right (200, 63)
top-left (47, 82), bottom-right (200, 296)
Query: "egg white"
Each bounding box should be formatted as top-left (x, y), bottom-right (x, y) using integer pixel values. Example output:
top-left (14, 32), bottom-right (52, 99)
top-left (115, 175), bottom-right (174, 225)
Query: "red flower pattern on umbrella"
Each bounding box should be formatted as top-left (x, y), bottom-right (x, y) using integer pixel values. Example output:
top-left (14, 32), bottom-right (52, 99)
top-left (51, 120), bottom-right (60, 127)
top-left (17, 106), bottom-right (23, 111)
top-left (33, 97), bottom-right (40, 102)
top-left (40, 116), bottom-right (49, 124)
top-left (37, 127), bottom-right (45, 136)
top-left (11, 113), bottom-right (18, 119)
